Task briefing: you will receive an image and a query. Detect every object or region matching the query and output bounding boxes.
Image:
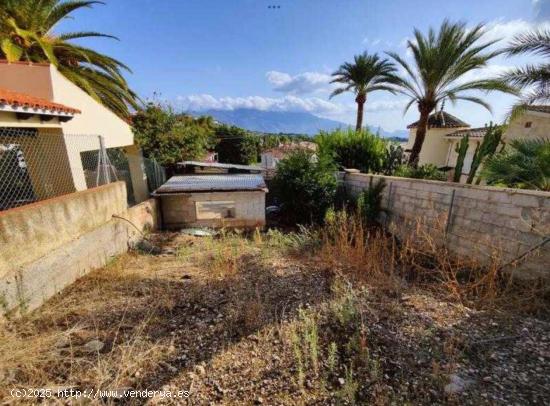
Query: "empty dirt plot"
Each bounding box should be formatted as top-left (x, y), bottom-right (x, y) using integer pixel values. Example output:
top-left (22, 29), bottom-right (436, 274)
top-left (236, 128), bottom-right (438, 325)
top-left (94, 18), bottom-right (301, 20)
top-left (0, 228), bottom-right (549, 405)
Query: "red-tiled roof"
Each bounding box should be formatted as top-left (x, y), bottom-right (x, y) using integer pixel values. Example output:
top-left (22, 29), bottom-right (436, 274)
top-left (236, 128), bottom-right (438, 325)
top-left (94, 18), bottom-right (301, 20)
top-left (0, 59), bottom-right (50, 67)
top-left (0, 87), bottom-right (80, 114)
top-left (407, 111), bottom-right (470, 129)
top-left (445, 127), bottom-right (488, 138)
top-left (526, 105), bottom-right (550, 114)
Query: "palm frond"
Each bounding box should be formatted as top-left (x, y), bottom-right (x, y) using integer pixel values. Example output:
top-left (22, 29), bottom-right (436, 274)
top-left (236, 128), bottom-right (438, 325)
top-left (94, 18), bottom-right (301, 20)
top-left (505, 29), bottom-right (550, 57)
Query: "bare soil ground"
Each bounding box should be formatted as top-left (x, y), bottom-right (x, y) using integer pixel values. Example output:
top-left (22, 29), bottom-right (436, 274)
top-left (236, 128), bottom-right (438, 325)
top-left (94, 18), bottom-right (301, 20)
top-left (0, 230), bottom-right (549, 405)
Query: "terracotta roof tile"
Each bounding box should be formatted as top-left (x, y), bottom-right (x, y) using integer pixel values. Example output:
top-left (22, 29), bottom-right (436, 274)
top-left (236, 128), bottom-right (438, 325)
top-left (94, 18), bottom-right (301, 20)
top-left (525, 105), bottom-right (550, 114)
top-left (0, 87), bottom-right (80, 114)
top-left (407, 111), bottom-right (470, 129)
top-left (445, 127), bottom-right (488, 138)
top-left (0, 59), bottom-right (50, 67)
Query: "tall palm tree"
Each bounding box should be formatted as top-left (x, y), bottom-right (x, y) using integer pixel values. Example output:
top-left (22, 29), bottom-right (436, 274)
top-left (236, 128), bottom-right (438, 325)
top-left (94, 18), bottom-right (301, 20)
top-left (0, 0), bottom-right (139, 118)
top-left (502, 29), bottom-right (550, 111)
top-left (330, 52), bottom-right (397, 131)
top-left (387, 20), bottom-right (516, 165)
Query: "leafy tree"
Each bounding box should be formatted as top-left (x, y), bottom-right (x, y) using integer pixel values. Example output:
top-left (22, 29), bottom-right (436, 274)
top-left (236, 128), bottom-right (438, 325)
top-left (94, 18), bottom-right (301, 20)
top-left (132, 104), bottom-right (215, 173)
top-left (502, 29), bottom-right (550, 114)
top-left (466, 123), bottom-right (504, 184)
top-left (315, 128), bottom-right (387, 173)
top-left (453, 135), bottom-right (470, 182)
top-left (330, 52), bottom-right (397, 131)
top-left (272, 150), bottom-right (337, 225)
top-left (387, 20), bottom-right (516, 165)
top-left (215, 125), bottom-right (260, 164)
top-left (482, 138), bottom-right (550, 191)
top-left (0, 0), bottom-right (138, 118)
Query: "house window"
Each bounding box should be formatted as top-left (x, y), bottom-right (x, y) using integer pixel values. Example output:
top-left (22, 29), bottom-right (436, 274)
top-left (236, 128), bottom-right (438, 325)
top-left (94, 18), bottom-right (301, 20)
top-left (525, 121), bottom-right (532, 128)
top-left (196, 201), bottom-right (236, 220)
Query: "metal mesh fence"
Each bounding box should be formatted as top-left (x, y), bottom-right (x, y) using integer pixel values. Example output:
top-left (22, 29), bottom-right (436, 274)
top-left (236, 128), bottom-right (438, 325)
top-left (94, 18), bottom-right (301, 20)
top-left (0, 127), bottom-right (163, 211)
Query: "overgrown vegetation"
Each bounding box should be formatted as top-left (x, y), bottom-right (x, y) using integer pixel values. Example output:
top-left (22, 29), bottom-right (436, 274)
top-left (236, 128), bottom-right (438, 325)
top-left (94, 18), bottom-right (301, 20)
top-left (272, 150), bottom-right (337, 225)
top-left (215, 124), bottom-right (260, 164)
top-left (316, 128), bottom-right (387, 173)
top-left (1, 219), bottom-right (548, 404)
top-left (132, 104), bottom-right (216, 173)
top-left (482, 138), bottom-right (550, 191)
top-left (394, 163), bottom-right (447, 181)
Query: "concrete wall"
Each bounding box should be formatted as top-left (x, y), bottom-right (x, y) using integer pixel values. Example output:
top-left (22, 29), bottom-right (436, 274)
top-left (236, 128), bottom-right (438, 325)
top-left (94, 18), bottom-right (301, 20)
top-left (0, 182), bottom-right (159, 316)
top-left (344, 172), bottom-right (550, 279)
top-left (160, 191), bottom-right (266, 229)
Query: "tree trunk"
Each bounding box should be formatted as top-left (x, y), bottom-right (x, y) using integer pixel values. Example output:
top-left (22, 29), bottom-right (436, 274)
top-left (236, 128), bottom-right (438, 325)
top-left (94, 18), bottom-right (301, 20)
top-left (355, 93), bottom-right (366, 131)
top-left (408, 109), bottom-right (430, 166)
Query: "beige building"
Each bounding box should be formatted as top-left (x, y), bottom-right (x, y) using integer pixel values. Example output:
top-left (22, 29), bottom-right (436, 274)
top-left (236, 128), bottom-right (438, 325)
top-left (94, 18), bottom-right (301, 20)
top-left (0, 60), bottom-right (148, 208)
top-left (444, 106), bottom-right (550, 181)
top-left (404, 111), bottom-right (471, 168)
top-left (405, 107), bottom-right (550, 182)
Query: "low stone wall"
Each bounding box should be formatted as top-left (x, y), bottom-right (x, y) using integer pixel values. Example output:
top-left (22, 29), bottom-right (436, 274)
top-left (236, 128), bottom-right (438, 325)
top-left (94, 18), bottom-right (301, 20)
top-left (344, 172), bottom-right (550, 279)
top-left (0, 183), bottom-right (159, 316)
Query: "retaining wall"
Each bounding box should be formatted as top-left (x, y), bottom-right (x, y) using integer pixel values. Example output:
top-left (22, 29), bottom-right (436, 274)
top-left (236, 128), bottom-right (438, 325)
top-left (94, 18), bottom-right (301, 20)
top-left (0, 182), bottom-right (159, 316)
top-left (344, 172), bottom-right (550, 279)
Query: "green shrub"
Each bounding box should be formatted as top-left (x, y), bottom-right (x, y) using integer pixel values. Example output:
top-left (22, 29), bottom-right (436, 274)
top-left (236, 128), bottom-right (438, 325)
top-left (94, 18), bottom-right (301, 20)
top-left (272, 150), bottom-right (337, 225)
top-left (481, 138), bottom-right (550, 191)
top-left (382, 143), bottom-right (405, 175)
top-left (315, 128), bottom-right (387, 173)
top-left (215, 124), bottom-right (260, 164)
top-left (394, 163), bottom-right (446, 181)
top-left (356, 177), bottom-right (387, 225)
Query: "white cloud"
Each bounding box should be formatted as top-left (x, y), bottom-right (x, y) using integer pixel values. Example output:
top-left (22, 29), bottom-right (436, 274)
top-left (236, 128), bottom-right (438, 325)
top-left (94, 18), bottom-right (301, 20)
top-left (363, 100), bottom-right (408, 112)
top-left (175, 94), bottom-right (408, 125)
top-left (266, 70), bottom-right (333, 95)
top-left (176, 93), bottom-right (347, 117)
top-left (362, 37), bottom-right (381, 46)
top-left (476, 19), bottom-right (550, 47)
top-left (455, 64), bottom-right (513, 85)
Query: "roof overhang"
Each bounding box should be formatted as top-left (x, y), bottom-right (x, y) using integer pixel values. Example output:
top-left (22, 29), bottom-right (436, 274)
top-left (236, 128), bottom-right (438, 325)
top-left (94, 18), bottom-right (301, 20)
top-left (0, 103), bottom-right (77, 121)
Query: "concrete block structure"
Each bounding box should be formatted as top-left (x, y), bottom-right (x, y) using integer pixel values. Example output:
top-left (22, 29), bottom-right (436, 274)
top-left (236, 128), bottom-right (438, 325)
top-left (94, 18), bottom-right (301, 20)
top-left (155, 174), bottom-right (268, 229)
top-left (343, 172), bottom-right (550, 279)
top-left (0, 182), bottom-right (159, 316)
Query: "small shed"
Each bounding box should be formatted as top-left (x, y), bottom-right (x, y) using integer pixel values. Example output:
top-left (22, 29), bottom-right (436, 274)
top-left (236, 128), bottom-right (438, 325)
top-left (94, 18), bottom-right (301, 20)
top-left (154, 174), bottom-right (268, 229)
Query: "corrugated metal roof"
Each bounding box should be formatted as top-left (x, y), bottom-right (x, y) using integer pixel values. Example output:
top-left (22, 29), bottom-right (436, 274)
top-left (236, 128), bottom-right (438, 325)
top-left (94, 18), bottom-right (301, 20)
top-left (179, 161), bottom-right (266, 172)
top-left (154, 174), bottom-right (268, 194)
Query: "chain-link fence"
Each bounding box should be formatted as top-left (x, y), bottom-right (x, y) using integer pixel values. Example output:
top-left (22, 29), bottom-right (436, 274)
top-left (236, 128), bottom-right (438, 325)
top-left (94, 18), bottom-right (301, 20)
top-left (0, 127), bottom-right (165, 211)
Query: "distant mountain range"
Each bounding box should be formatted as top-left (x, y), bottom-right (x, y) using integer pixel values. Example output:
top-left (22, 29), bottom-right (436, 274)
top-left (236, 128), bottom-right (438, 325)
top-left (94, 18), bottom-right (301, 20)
top-left (188, 108), bottom-right (408, 140)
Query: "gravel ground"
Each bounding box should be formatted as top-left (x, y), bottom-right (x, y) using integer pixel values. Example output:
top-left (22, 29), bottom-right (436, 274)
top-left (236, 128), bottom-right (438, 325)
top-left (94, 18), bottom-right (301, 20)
top-left (1, 231), bottom-right (548, 405)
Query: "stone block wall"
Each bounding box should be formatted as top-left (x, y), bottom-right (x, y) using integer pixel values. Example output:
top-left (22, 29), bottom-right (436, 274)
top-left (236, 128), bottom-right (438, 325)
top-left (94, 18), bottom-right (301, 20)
top-left (0, 182), bottom-right (159, 317)
top-left (344, 173), bottom-right (550, 278)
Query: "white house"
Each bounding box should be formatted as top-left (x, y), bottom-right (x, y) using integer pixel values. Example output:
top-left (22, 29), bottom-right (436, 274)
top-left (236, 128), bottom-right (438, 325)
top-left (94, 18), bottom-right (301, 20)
top-left (0, 60), bottom-right (148, 207)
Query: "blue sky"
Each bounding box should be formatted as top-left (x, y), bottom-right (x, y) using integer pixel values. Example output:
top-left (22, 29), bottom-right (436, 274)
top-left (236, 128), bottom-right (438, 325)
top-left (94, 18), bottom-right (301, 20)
top-left (61, 0), bottom-right (549, 132)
